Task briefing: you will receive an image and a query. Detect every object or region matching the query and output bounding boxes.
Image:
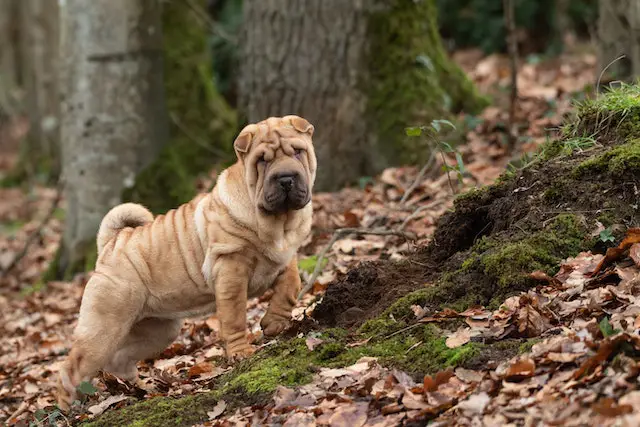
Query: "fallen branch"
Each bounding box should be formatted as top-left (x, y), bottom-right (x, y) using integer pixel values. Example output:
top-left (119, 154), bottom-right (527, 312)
top-left (0, 184), bottom-right (62, 277)
top-left (297, 228), bottom-right (417, 300)
top-left (399, 151), bottom-right (437, 204)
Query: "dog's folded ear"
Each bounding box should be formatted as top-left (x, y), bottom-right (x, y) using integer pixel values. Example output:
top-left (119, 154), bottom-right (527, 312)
top-left (286, 115), bottom-right (314, 137)
top-left (234, 125), bottom-right (257, 153)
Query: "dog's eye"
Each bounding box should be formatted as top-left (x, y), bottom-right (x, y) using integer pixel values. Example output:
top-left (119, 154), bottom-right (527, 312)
top-left (294, 149), bottom-right (303, 159)
top-left (257, 155), bottom-right (266, 164)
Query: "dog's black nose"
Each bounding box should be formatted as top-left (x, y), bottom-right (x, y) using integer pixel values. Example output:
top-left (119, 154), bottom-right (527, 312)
top-left (278, 175), bottom-right (294, 191)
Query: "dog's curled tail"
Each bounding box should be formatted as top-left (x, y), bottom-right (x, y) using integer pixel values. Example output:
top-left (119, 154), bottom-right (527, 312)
top-left (97, 203), bottom-right (154, 254)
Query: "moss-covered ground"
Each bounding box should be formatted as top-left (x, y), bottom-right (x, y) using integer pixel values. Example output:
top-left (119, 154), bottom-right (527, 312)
top-left (87, 84), bottom-right (640, 426)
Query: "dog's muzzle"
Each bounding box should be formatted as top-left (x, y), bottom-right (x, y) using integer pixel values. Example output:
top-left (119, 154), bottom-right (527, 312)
top-left (262, 171), bottom-right (309, 214)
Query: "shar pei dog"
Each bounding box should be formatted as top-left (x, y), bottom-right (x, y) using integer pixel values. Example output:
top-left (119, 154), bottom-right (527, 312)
top-left (56, 115), bottom-right (316, 410)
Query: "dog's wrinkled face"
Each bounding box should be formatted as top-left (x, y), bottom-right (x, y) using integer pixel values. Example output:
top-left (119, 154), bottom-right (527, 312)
top-left (234, 115), bottom-right (316, 215)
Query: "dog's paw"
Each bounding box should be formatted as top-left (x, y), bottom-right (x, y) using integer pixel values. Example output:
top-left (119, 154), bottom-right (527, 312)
top-left (261, 317), bottom-right (291, 337)
top-left (226, 344), bottom-right (256, 361)
top-left (56, 367), bottom-right (78, 412)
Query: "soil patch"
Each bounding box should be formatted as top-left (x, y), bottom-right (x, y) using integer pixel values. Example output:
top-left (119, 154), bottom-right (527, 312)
top-left (313, 110), bottom-right (640, 330)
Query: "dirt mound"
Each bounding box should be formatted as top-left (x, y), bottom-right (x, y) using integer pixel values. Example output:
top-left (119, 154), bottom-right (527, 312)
top-left (314, 89), bottom-right (640, 329)
top-left (312, 260), bottom-right (435, 328)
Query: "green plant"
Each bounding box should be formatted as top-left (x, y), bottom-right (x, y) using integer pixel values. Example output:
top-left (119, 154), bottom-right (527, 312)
top-left (562, 135), bottom-right (597, 152)
top-left (406, 119), bottom-right (464, 194)
top-left (32, 408), bottom-right (67, 427)
top-left (599, 317), bottom-right (620, 337)
top-left (599, 228), bottom-right (615, 243)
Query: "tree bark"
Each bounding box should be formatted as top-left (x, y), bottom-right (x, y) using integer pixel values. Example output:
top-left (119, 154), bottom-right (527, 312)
top-left (56, 0), bottom-right (167, 278)
top-left (597, 0), bottom-right (640, 83)
top-left (0, 0), bottom-right (20, 117)
top-left (16, 0), bottom-right (61, 180)
top-left (121, 0), bottom-right (237, 214)
top-left (239, 0), bottom-right (487, 191)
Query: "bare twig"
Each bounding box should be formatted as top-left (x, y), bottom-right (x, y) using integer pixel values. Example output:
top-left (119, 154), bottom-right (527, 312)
top-left (0, 183), bottom-right (62, 277)
top-left (398, 199), bottom-right (445, 232)
top-left (6, 401), bottom-right (28, 424)
top-left (384, 323), bottom-right (422, 340)
top-left (503, 0), bottom-right (518, 152)
top-left (297, 228), bottom-right (417, 300)
top-left (399, 150), bottom-right (437, 204)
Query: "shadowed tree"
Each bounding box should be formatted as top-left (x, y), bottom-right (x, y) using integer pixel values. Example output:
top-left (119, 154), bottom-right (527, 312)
top-left (0, 0), bottom-right (20, 117)
top-left (239, 0), bottom-right (487, 191)
top-left (16, 0), bottom-right (61, 181)
top-left (597, 0), bottom-right (640, 82)
top-left (56, 0), bottom-right (167, 278)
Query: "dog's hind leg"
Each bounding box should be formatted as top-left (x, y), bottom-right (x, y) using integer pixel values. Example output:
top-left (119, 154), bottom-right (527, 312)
top-left (104, 317), bottom-right (183, 381)
top-left (56, 274), bottom-right (146, 411)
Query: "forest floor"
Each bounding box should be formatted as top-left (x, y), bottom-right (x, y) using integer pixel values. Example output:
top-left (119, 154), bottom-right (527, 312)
top-left (4, 44), bottom-right (639, 426)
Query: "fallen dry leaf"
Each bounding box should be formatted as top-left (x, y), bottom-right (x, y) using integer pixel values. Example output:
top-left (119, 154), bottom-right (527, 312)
top-left (188, 361), bottom-right (214, 378)
top-left (591, 397), bottom-right (633, 417)
top-left (445, 328), bottom-right (472, 348)
top-left (305, 336), bottom-right (324, 351)
top-left (457, 392), bottom-right (490, 415)
top-left (207, 400), bottom-right (227, 420)
top-left (328, 402), bottom-right (368, 427)
top-left (589, 228), bottom-right (640, 276)
top-left (88, 395), bottom-right (129, 416)
top-left (504, 358), bottom-right (536, 381)
top-left (630, 243), bottom-right (640, 268)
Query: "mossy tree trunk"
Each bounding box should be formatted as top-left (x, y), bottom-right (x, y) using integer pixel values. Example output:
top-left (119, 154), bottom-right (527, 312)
top-left (13, 0), bottom-right (61, 182)
top-left (0, 0), bottom-right (21, 118)
top-left (122, 0), bottom-right (237, 214)
top-left (597, 0), bottom-right (640, 82)
top-left (239, 0), bottom-right (487, 191)
top-left (55, 0), bottom-right (167, 279)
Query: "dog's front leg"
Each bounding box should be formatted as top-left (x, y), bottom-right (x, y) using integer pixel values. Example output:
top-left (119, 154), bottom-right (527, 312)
top-left (261, 255), bottom-right (300, 337)
top-left (213, 255), bottom-right (254, 360)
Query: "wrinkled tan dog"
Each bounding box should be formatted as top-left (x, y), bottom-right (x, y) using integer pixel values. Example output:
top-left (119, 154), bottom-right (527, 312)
top-left (56, 116), bottom-right (316, 410)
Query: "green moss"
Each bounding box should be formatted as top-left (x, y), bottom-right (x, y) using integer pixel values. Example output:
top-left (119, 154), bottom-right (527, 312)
top-left (382, 214), bottom-right (590, 317)
top-left (574, 139), bottom-right (640, 178)
top-left (481, 214), bottom-right (587, 288)
top-left (316, 342), bottom-right (346, 361)
top-left (122, 0), bottom-right (237, 214)
top-left (83, 393), bottom-right (222, 427)
top-left (538, 139), bottom-right (565, 161)
top-left (365, 0), bottom-right (488, 164)
top-left (381, 287), bottom-right (433, 320)
top-left (518, 338), bottom-right (541, 354)
top-left (597, 211), bottom-right (617, 227)
top-left (358, 317), bottom-right (400, 336)
top-left (566, 83), bottom-right (640, 141)
top-left (454, 186), bottom-right (490, 205)
top-left (542, 186), bottom-right (561, 202)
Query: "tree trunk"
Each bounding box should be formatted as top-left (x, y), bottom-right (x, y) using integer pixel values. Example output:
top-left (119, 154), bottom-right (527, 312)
top-left (55, 0), bottom-right (167, 279)
top-left (15, 0), bottom-right (61, 181)
top-left (122, 0), bottom-right (237, 214)
top-left (597, 0), bottom-right (640, 83)
top-left (0, 0), bottom-right (21, 117)
top-left (239, 0), bottom-right (487, 191)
